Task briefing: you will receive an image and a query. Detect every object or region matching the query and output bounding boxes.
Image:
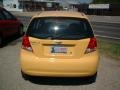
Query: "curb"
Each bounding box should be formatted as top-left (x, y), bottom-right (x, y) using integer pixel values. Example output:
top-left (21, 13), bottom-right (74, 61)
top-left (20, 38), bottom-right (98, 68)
top-left (91, 21), bottom-right (120, 27)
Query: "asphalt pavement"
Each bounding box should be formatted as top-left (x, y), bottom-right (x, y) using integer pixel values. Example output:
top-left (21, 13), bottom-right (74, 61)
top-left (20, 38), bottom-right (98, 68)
top-left (92, 22), bottom-right (120, 40)
top-left (0, 38), bottom-right (120, 90)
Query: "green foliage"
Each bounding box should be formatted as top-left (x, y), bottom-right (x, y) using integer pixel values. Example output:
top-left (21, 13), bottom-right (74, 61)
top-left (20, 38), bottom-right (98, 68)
top-left (0, 0), bottom-right (3, 2)
top-left (98, 39), bottom-right (120, 60)
top-left (93, 0), bottom-right (120, 4)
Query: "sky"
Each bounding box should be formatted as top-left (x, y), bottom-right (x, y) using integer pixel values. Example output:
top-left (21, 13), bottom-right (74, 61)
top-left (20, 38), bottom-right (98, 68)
top-left (60, 0), bottom-right (93, 4)
top-left (79, 0), bottom-right (93, 3)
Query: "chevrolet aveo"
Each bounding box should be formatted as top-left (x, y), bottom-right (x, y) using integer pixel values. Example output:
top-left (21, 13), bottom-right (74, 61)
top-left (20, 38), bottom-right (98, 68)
top-left (20, 11), bottom-right (99, 80)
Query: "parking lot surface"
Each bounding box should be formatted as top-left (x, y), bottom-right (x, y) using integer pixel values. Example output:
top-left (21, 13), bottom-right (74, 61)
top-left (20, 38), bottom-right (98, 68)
top-left (0, 38), bottom-right (120, 90)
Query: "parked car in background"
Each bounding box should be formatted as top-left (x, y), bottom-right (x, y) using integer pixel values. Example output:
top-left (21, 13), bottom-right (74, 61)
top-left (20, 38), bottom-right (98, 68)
top-left (20, 11), bottom-right (99, 81)
top-left (0, 7), bottom-right (23, 47)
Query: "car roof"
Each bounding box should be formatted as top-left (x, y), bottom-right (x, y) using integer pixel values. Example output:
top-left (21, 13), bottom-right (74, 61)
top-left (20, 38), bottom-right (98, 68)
top-left (33, 11), bottom-right (88, 20)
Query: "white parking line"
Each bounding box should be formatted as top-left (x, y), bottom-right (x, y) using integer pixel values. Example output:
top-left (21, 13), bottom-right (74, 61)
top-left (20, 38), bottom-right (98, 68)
top-left (95, 35), bottom-right (120, 40)
top-left (94, 30), bottom-right (120, 36)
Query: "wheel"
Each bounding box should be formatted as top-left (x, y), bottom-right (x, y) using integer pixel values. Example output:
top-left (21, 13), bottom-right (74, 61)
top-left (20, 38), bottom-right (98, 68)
top-left (87, 72), bottom-right (97, 83)
top-left (21, 71), bottom-right (29, 80)
top-left (0, 36), bottom-right (3, 48)
top-left (18, 26), bottom-right (24, 36)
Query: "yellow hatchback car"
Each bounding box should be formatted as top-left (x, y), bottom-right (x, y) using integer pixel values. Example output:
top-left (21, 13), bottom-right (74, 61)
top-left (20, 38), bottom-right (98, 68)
top-left (20, 11), bottom-right (99, 80)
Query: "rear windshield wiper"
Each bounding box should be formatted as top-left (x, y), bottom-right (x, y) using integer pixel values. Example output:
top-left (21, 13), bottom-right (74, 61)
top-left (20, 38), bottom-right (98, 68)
top-left (31, 33), bottom-right (53, 39)
top-left (53, 33), bottom-right (87, 39)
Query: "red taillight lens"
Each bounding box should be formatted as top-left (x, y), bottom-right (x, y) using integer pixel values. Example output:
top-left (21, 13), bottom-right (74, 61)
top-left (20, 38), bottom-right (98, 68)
top-left (85, 37), bottom-right (97, 54)
top-left (22, 35), bottom-right (32, 51)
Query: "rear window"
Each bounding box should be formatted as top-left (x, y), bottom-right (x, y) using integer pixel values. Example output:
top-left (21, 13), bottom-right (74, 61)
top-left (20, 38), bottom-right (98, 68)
top-left (27, 17), bottom-right (94, 40)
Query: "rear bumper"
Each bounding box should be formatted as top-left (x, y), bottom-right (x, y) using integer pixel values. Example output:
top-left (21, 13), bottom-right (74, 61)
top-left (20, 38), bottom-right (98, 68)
top-left (20, 49), bottom-right (99, 77)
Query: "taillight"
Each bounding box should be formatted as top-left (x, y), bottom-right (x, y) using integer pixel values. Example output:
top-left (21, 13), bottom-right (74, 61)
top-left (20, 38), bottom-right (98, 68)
top-left (22, 35), bottom-right (33, 51)
top-left (85, 37), bottom-right (97, 54)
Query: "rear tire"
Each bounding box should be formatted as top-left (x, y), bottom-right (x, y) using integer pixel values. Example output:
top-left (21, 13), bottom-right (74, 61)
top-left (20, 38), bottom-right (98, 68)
top-left (21, 71), bottom-right (29, 80)
top-left (0, 36), bottom-right (4, 48)
top-left (87, 72), bottom-right (97, 83)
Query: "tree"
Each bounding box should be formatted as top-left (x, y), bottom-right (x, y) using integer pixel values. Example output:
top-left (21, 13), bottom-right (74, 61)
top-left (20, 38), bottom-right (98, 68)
top-left (0, 0), bottom-right (3, 2)
top-left (93, 0), bottom-right (120, 4)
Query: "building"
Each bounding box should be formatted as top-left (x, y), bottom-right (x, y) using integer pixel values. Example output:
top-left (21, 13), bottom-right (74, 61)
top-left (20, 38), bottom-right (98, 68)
top-left (18, 0), bottom-right (61, 11)
top-left (2, 0), bottom-right (79, 12)
top-left (3, 0), bottom-right (61, 12)
top-left (110, 4), bottom-right (120, 15)
top-left (88, 4), bottom-right (110, 15)
top-left (77, 4), bottom-right (120, 16)
top-left (3, 0), bottom-right (23, 11)
top-left (2, 0), bottom-right (120, 15)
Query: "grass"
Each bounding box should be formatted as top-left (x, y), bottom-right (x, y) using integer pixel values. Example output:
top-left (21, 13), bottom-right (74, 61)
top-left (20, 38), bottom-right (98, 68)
top-left (98, 38), bottom-right (120, 60)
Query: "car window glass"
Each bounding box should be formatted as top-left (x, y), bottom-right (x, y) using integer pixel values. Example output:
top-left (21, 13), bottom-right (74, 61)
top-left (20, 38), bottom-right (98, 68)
top-left (27, 17), bottom-right (94, 40)
top-left (2, 10), bottom-right (15, 20)
top-left (0, 11), bottom-right (5, 20)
